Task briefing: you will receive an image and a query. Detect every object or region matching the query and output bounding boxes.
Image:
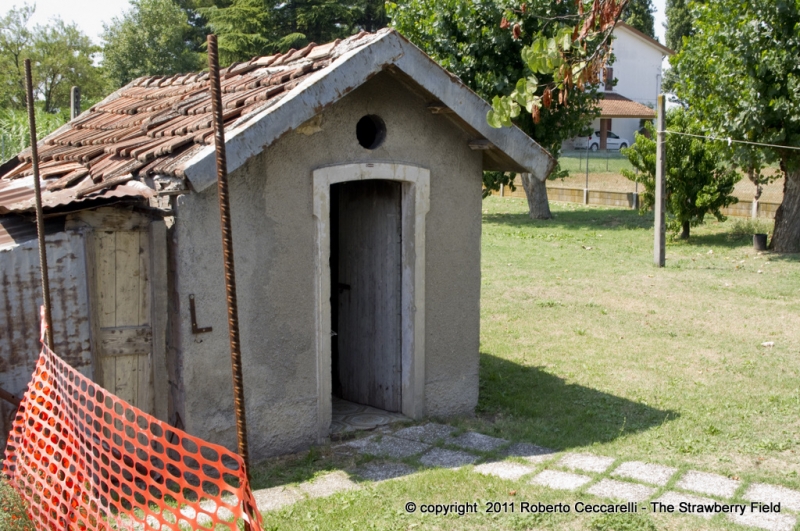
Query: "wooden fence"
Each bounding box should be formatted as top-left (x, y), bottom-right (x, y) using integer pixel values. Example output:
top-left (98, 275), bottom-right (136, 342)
top-left (493, 183), bottom-right (778, 219)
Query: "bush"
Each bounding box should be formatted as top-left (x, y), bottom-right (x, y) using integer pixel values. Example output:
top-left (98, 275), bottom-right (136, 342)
top-left (728, 218), bottom-right (774, 241)
top-left (621, 107), bottom-right (740, 239)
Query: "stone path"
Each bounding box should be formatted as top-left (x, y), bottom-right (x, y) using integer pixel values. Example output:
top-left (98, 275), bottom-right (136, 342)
top-left (251, 422), bottom-right (800, 531)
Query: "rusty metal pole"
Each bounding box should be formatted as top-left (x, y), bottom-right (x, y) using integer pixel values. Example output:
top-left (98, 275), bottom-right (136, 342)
top-left (25, 59), bottom-right (54, 349)
top-left (206, 35), bottom-right (250, 477)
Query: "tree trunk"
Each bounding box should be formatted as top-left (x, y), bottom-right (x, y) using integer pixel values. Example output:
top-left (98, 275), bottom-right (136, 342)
top-left (680, 220), bottom-right (690, 239)
top-left (770, 165), bottom-right (800, 253)
top-left (520, 173), bottom-right (552, 219)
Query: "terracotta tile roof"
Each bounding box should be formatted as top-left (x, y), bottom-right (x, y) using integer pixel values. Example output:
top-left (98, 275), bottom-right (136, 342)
top-left (598, 92), bottom-right (656, 119)
top-left (0, 31), bottom-right (378, 213)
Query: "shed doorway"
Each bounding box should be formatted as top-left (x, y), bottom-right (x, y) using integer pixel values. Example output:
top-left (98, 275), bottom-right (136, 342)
top-left (313, 163), bottom-right (430, 442)
top-left (330, 180), bottom-right (402, 413)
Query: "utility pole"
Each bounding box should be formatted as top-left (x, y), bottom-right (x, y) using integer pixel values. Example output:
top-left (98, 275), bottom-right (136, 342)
top-left (654, 94), bottom-right (666, 267)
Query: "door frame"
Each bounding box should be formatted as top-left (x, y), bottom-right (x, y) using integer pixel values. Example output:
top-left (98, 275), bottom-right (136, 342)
top-left (312, 163), bottom-right (430, 441)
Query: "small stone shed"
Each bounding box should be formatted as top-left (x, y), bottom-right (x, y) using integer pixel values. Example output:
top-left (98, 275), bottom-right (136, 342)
top-left (0, 29), bottom-right (553, 459)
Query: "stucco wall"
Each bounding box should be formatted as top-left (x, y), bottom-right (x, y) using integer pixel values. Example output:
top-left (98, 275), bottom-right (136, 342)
top-left (173, 71), bottom-right (483, 460)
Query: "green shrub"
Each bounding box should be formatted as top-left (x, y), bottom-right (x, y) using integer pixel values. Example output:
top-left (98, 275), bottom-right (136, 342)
top-left (728, 218), bottom-right (774, 240)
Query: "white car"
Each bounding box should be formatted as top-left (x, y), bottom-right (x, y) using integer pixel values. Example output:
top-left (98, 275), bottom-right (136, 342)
top-left (574, 131), bottom-right (631, 151)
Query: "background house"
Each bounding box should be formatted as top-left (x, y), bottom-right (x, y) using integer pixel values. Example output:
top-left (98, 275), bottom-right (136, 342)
top-left (0, 29), bottom-right (554, 459)
top-left (567, 21), bottom-right (674, 150)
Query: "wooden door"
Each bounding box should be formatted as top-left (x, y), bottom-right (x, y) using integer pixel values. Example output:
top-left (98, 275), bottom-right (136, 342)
top-left (92, 229), bottom-right (154, 414)
top-left (334, 180), bottom-right (402, 412)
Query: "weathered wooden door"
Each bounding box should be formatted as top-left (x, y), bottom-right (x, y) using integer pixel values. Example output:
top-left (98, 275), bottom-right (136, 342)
top-left (334, 180), bottom-right (402, 412)
top-left (92, 228), bottom-right (154, 414)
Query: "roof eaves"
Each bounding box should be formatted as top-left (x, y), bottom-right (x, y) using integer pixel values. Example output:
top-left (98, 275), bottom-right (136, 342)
top-left (616, 22), bottom-right (675, 56)
top-left (182, 29), bottom-right (555, 191)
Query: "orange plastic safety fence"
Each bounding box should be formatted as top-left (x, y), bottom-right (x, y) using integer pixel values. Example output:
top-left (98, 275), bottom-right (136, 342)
top-left (3, 347), bottom-right (263, 531)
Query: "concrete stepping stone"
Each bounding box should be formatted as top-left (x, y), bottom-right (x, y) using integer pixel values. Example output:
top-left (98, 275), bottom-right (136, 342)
top-left (611, 461), bottom-right (677, 486)
top-left (344, 434), bottom-right (430, 459)
top-left (252, 485), bottom-right (304, 512)
top-left (503, 442), bottom-right (557, 464)
top-left (530, 470), bottom-right (592, 491)
top-left (728, 506), bottom-right (797, 531)
top-left (393, 423), bottom-right (456, 444)
top-left (298, 471), bottom-right (360, 499)
top-left (653, 491), bottom-right (718, 520)
top-left (474, 461), bottom-right (536, 481)
top-left (675, 470), bottom-right (740, 499)
top-left (587, 479), bottom-right (656, 502)
top-left (557, 453), bottom-right (615, 473)
top-left (744, 483), bottom-right (800, 512)
top-left (449, 431), bottom-right (508, 452)
top-left (355, 462), bottom-right (416, 482)
top-left (420, 448), bottom-right (479, 468)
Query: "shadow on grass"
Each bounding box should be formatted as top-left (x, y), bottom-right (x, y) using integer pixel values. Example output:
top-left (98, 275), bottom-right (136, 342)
top-left (479, 352), bottom-right (678, 450)
top-left (249, 444), bottom-right (358, 491)
top-left (484, 207), bottom-right (653, 232)
top-left (671, 232), bottom-right (755, 250)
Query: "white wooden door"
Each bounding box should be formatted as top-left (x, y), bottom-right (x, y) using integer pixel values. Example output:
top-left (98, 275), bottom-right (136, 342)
top-left (92, 229), bottom-right (154, 414)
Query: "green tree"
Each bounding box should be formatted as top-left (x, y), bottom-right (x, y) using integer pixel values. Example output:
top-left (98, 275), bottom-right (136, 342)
top-left (390, 0), bottom-right (603, 219)
top-left (623, 0), bottom-right (656, 38)
top-left (0, 4), bottom-right (106, 112)
top-left (671, 0), bottom-right (800, 252)
top-left (201, 0), bottom-right (280, 64)
top-left (664, 0), bottom-right (694, 52)
top-left (621, 108), bottom-right (739, 239)
top-left (32, 20), bottom-right (104, 112)
top-left (103, 0), bottom-right (203, 88)
top-left (0, 4), bottom-right (33, 108)
top-left (204, 0), bottom-right (384, 65)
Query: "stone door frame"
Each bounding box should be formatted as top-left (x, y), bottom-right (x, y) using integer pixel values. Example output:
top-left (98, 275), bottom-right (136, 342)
top-left (312, 163), bottom-right (430, 441)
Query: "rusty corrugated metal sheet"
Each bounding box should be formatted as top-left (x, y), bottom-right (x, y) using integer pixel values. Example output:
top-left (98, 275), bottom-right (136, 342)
top-left (0, 174), bottom-right (155, 214)
top-left (0, 230), bottom-right (92, 441)
top-left (0, 32), bottom-right (380, 210)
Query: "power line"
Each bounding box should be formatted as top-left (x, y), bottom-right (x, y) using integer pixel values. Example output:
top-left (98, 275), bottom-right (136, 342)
top-left (663, 130), bottom-right (800, 151)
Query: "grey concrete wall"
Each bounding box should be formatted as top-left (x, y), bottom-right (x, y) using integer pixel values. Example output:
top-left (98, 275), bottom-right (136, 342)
top-left (173, 71), bottom-right (482, 460)
top-left (0, 230), bottom-right (92, 444)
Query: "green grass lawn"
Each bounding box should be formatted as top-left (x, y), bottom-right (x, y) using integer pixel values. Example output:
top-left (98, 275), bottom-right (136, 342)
top-left (257, 198), bottom-right (800, 530)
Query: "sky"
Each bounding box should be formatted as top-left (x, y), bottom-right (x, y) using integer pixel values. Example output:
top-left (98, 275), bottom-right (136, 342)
top-left (22, 0), bottom-right (669, 46)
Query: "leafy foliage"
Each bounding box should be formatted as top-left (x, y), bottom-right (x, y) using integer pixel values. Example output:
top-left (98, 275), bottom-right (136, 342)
top-left (622, 0), bottom-right (656, 38)
top-left (0, 104), bottom-right (70, 161)
top-left (671, 0), bottom-right (800, 251)
top-left (664, 0), bottom-right (696, 52)
top-left (204, 0), bottom-right (387, 65)
top-left (390, 0), bottom-right (602, 196)
top-left (0, 4), bottom-right (106, 111)
top-left (621, 108), bottom-right (739, 238)
top-left (103, 0), bottom-right (203, 88)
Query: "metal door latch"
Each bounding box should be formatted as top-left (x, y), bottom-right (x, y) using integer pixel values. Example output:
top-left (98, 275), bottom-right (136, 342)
top-left (189, 294), bottom-right (213, 334)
